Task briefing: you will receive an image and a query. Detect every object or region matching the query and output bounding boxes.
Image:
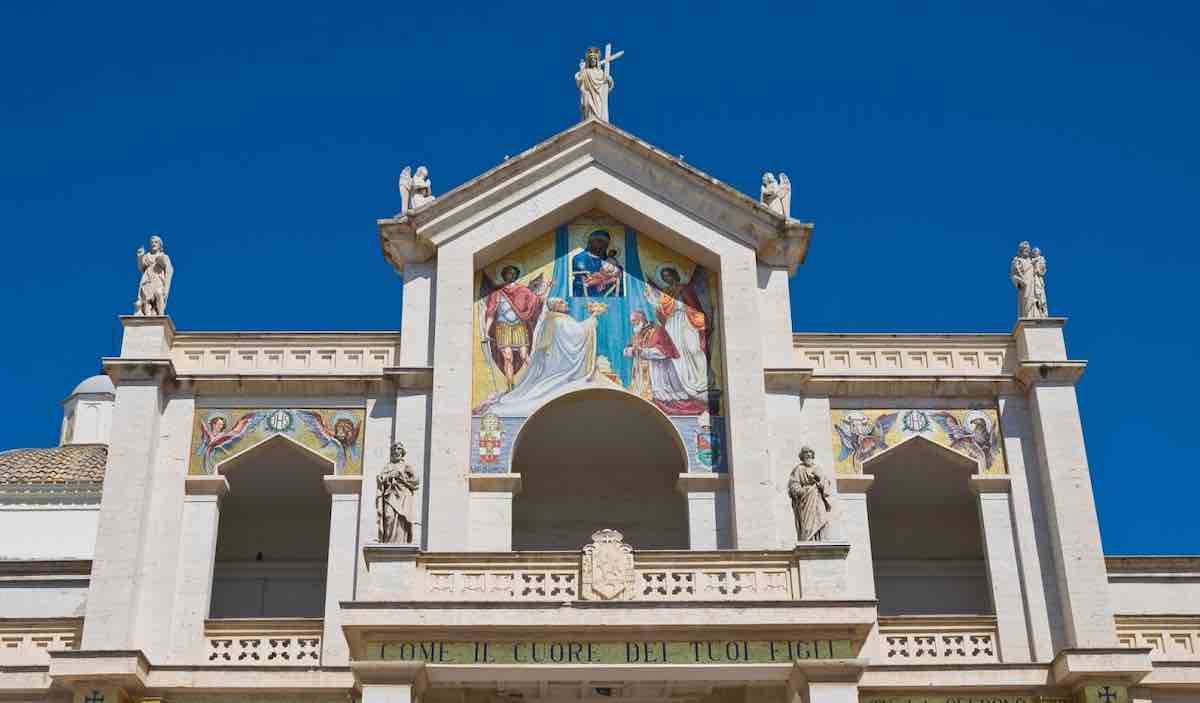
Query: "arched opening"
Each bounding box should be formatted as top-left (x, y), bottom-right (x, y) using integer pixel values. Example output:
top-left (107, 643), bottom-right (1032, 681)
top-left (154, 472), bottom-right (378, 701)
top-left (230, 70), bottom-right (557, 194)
top-left (510, 389), bottom-right (689, 551)
top-left (865, 437), bottom-right (992, 616)
top-left (209, 435), bottom-right (331, 618)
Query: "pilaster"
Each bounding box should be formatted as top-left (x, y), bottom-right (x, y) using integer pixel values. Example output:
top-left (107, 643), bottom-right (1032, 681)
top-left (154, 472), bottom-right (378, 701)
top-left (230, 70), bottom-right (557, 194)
top-left (83, 317), bottom-right (176, 650)
top-left (676, 473), bottom-right (731, 550)
top-left (425, 244), bottom-right (473, 551)
top-left (353, 661), bottom-right (428, 703)
top-left (168, 476), bottom-right (228, 664)
top-left (1014, 321), bottom-right (1114, 648)
top-left (719, 246), bottom-right (775, 549)
top-left (399, 261), bottom-right (437, 367)
top-left (786, 658), bottom-right (867, 703)
top-left (323, 475), bottom-right (363, 666)
top-left (467, 474), bottom-right (522, 551)
top-left (970, 474), bottom-right (1032, 663)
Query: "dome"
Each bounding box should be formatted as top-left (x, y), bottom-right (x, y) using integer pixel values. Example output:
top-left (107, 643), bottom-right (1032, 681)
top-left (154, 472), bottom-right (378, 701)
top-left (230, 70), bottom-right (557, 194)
top-left (66, 374), bottom-right (115, 399)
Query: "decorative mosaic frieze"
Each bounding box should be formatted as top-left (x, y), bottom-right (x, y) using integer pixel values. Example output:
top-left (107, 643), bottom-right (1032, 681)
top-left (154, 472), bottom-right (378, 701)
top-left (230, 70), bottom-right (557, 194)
top-left (188, 408), bottom-right (365, 475)
top-left (830, 408), bottom-right (1007, 474)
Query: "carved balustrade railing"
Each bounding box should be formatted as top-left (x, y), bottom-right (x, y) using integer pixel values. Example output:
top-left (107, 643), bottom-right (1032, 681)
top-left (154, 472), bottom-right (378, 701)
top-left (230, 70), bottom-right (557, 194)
top-left (366, 531), bottom-right (847, 603)
top-left (204, 618), bottom-right (323, 666)
top-left (877, 615), bottom-right (999, 664)
top-left (793, 333), bottom-right (1015, 375)
top-left (0, 618), bottom-right (81, 664)
top-left (171, 332), bottom-right (400, 375)
top-left (1117, 616), bottom-right (1200, 660)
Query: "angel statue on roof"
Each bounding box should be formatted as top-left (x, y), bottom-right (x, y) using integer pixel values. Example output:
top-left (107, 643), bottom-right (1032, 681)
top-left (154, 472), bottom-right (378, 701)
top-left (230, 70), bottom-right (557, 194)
top-left (398, 166), bottom-right (434, 214)
top-left (760, 172), bottom-right (792, 218)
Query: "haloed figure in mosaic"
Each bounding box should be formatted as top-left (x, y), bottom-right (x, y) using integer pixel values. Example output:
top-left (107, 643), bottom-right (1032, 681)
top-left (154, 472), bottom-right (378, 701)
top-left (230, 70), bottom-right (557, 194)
top-left (377, 441), bottom-right (420, 544)
top-left (789, 446), bottom-right (835, 542)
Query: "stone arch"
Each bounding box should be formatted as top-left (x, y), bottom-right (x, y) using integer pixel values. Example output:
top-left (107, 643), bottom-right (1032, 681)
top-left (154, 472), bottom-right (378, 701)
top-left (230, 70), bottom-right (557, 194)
top-left (210, 432), bottom-right (332, 618)
top-left (862, 435), bottom-right (992, 616)
top-left (508, 387), bottom-right (690, 551)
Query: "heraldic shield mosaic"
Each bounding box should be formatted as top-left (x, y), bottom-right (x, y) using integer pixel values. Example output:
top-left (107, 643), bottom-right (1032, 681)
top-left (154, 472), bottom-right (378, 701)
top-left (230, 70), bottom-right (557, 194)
top-left (829, 408), bottom-right (1008, 475)
top-left (188, 408), bottom-right (366, 475)
top-left (470, 212), bottom-right (726, 474)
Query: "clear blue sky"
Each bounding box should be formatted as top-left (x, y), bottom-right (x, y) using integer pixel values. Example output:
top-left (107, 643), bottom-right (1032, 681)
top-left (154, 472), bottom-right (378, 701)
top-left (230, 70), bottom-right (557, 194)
top-left (2, 2), bottom-right (1197, 554)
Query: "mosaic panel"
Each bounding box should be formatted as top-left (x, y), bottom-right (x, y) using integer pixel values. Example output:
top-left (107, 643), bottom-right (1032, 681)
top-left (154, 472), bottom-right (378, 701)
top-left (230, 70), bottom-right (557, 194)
top-left (830, 408), bottom-right (1007, 475)
top-left (470, 212), bottom-right (725, 474)
top-left (188, 408), bottom-right (365, 475)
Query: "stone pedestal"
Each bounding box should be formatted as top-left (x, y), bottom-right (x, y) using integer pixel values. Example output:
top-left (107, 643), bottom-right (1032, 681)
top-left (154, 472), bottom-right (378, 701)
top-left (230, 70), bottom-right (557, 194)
top-left (467, 473), bottom-right (522, 551)
top-left (794, 542), bottom-right (850, 600)
top-left (323, 475), bottom-right (363, 666)
top-left (168, 476), bottom-right (228, 664)
top-left (970, 474), bottom-right (1032, 663)
top-left (787, 659), bottom-right (866, 703)
top-left (676, 473), bottom-right (731, 550)
top-left (353, 661), bottom-right (428, 703)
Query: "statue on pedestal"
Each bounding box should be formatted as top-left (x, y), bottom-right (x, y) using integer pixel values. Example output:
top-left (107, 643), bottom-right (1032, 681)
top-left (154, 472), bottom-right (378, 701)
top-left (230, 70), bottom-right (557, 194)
top-left (377, 441), bottom-right (420, 544)
top-left (398, 166), bottom-right (434, 214)
top-left (1010, 240), bottom-right (1048, 319)
top-left (788, 446), bottom-right (835, 542)
top-left (134, 235), bottom-right (173, 316)
top-left (576, 44), bottom-right (622, 122)
top-left (760, 172), bottom-right (792, 218)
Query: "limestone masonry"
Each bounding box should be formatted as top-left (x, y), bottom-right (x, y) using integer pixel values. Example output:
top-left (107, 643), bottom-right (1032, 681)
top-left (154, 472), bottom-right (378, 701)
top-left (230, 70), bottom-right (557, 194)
top-left (0, 66), bottom-right (1195, 703)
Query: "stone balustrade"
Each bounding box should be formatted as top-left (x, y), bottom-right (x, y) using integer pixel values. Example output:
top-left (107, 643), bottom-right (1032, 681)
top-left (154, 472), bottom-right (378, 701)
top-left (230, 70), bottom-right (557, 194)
top-left (877, 615), bottom-right (1000, 664)
top-left (364, 540), bottom-right (849, 603)
top-left (204, 618), bottom-right (323, 666)
top-left (1117, 616), bottom-right (1200, 660)
top-left (793, 333), bottom-right (1014, 375)
top-left (170, 332), bottom-right (400, 374)
top-left (0, 619), bottom-right (81, 665)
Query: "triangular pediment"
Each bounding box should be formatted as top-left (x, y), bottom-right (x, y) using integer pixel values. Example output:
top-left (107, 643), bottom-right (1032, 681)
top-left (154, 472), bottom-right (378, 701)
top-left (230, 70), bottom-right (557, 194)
top-left (379, 119), bottom-right (812, 274)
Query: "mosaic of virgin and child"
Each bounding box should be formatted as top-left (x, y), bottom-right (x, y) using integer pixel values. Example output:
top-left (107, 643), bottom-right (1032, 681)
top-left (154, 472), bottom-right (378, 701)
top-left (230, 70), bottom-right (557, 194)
top-left (474, 228), bottom-right (719, 419)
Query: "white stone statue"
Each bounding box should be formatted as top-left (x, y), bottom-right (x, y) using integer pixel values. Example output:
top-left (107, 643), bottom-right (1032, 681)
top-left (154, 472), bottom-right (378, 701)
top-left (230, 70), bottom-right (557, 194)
top-left (377, 441), bottom-right (420, 544)
top-left (760, 172), bottom-right (792, 218)
top-left (576, 44), bottom-right (622, 122)
top-left (398, 166), bottom-right (434, 214)
top-left (1010, 240), bottom-right (1045, 319)
top-left (788, 446), bottom-right (835, 542)
top-left (1031, 246), bottom-right (1048, 317)
top-left (134, 235), bottom-right (173, 316)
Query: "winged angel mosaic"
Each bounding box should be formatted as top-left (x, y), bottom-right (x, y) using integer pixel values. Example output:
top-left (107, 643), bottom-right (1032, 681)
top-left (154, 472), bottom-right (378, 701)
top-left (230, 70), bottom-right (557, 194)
top-left (189, 408), bottom-right (365, 475)
top-left (831, 409), bottom-right (1005, 474)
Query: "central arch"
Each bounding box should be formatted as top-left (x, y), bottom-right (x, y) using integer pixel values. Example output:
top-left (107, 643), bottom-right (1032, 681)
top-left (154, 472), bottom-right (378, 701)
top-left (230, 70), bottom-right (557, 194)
top-left (510, 388), bottom-right (689, 551)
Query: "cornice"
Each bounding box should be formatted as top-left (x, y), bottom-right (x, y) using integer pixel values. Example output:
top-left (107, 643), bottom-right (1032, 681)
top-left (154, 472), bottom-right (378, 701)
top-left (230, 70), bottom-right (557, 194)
top-left (1015, 360), bottom-right (1088, 388)
top-left (101, 357), bottom-right (176, 383)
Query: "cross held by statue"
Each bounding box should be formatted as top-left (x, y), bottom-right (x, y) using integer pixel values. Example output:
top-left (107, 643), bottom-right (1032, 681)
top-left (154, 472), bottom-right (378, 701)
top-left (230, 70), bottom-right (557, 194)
top-left (600, 42), bottom-right (624, 79)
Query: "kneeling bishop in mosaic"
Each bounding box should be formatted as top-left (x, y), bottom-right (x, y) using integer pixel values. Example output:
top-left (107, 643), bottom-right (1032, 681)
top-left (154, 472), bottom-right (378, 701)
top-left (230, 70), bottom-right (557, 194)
top-left (377, 441), bottom-right (420, 544)
top-left (789, 446), bottom-right (836, 542)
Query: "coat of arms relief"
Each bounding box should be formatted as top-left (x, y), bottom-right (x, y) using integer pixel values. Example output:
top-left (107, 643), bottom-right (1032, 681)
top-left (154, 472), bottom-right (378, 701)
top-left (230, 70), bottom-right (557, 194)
top-left (581, 529), bottom-right (635, 600)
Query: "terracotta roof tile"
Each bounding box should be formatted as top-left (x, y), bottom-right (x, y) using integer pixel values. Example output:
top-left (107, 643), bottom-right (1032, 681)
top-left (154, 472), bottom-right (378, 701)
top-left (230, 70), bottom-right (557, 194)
top-left (0, 445), bottom-right (107, 485)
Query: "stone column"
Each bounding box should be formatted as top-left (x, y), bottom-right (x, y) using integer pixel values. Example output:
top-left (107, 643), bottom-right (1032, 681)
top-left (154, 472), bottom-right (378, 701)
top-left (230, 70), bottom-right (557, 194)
top-left (834, 474), bottom-right (878, 659)
top-left (467, 474), bottom-right (522, 551)
top-left (82, 316), bottom-right (175, 650)
top-left (970, 475), bottom-right (1032, 663)
top-left (1015, 318), bottom-right (1116, 647)
top-left (322, 475), bottom-right (363, 666)
top-left (676, 473), bottom-right (731, 549)
top-left (168, 475), bottom-right (229, 664)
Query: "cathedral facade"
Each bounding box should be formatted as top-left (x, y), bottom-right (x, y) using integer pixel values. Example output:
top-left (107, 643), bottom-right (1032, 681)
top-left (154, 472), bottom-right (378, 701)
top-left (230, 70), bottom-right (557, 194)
top-left (1, 114), bottom-right (1197, 703)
